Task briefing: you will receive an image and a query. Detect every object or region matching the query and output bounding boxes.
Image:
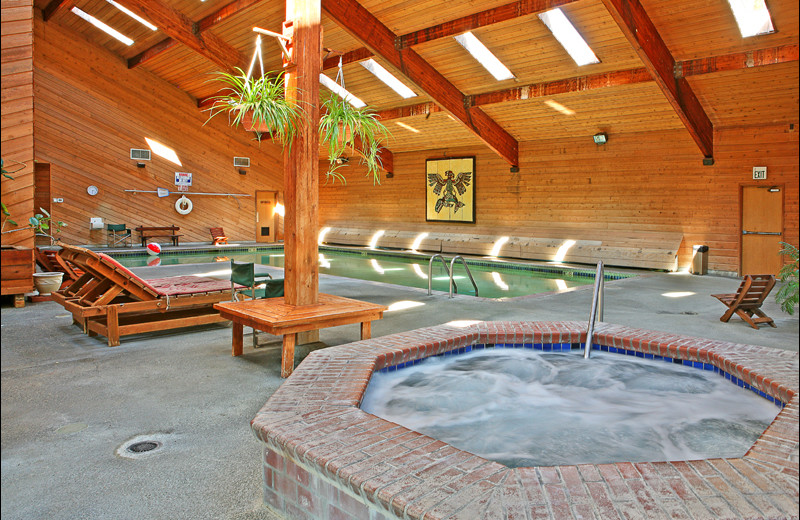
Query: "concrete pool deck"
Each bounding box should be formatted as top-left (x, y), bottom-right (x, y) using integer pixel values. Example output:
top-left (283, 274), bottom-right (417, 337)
top-left (1, 250), bottom-right (798, 519)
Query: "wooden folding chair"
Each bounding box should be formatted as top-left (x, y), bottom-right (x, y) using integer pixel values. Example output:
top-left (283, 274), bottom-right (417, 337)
top-left (711, 274), bottom-right (777, 329)
top-left (210, 227), bottom-right (228, 245)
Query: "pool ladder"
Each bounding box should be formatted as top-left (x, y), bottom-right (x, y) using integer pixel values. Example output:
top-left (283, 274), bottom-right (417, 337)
top-left (427, 255), bottom-right (479, 298)
top-left (584, 261), bottom-right (605, 359)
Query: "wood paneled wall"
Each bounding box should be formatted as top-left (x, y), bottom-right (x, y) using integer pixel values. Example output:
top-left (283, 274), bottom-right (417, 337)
top-left (1, 0), bottom-right (35, 247)
top-left (32, 14), bottom-right (284, 246)
top-left (320, 124), bottom-right (799, 274)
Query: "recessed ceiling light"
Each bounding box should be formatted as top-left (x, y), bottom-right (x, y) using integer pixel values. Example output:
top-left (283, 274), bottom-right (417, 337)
top-left (538, 9), bottom-right (599, 66)
top-left (360, 59), bottom-right (417, 99)
top-left (319, 74), bottom-right (366, 108)
top-left (71, 7), bottom-right (134, 46)
top-left (454, 32), bottom-right (515, 81)
top-left (105, 0), bottom-right (157, 31)
top-left (727, 0), bottom-right (775, 37)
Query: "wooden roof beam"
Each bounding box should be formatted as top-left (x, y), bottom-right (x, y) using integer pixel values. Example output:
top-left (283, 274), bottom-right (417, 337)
top-left (42, 0), bottom-right (75, 21)
top-left (322, 0), bottom-right (518, 167)
top-left (600, 0), bottom-right (713, 159)
top-left (376, 44), bottom-right (797, 119)
top-left (114, 0), bottom-right (244, 71)
top-left (322, 0), bottom-right (578, 71)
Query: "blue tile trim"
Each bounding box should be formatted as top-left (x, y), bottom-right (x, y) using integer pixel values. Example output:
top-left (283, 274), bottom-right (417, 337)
top-left (378, 343), bottom-right (786, 408)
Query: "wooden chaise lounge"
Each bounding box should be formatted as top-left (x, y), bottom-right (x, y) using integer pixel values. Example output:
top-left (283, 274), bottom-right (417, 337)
top-left (711, 274), bottom-right (777, 329)
top-left (35, 247), bottom-right (84, 287)
top-left (52, 243), bottom-right (237, 346)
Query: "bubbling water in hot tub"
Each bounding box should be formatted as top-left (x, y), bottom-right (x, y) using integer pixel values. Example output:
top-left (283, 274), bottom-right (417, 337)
top-left (360, 349), bottom-right (780, 468)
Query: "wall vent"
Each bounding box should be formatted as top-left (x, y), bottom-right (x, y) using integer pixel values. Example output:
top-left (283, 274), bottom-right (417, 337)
top-left (234, 157), bottom-right (250, 168)
top-left (130, 149), bottom-right (151, 161)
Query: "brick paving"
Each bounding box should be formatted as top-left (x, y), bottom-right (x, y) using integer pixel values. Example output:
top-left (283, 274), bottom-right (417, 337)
top-left (251, 321), bottom-right (799, 520)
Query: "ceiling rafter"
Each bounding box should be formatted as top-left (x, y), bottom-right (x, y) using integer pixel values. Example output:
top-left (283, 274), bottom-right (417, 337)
top-left (322, 0), bottom-right (519, 167)
top-left (129, 0), bottom-right (264, 68)
top-left (42, 0), bottom-right (75, 22)
top-left (600, 0), bottom-right (713, 159)
top-left (322, 0), bottom-right (578, 71)
top-left (375, 45), bottom-right (798, 121)
top-left (111, 0), bottom-right (244, 71)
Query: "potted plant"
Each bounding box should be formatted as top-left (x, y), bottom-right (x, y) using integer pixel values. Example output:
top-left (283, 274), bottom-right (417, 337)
top-left (319, 92), bottom-right (389, 185)
top-left (205, 67), bottom-right (390, 185)
top-left (204, 67), bottom-right (302, 147)
top-left (775, 241), bottom-right (798, 315)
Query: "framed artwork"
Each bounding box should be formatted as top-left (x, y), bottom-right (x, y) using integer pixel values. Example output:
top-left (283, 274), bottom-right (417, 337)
top-left (425, 156), bottom-right (475, 223)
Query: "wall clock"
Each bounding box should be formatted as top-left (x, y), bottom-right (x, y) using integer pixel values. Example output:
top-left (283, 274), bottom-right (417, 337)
top-left (87, 185), bottom-right (99, 196)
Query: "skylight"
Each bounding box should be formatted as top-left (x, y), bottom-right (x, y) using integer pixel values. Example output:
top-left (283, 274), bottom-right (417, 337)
top-left (454, 32), bottom-right (515, 81)
top-left (360, 59), bottom-right (417, 99)
top-left (319, 74), bottom-right (367, 108)
top-left (106, 0), bottom-right (157, 31)
top-left (727, 0), bottom-right (775, 37)
top-left (538, 9), bottom-right (599, 66)
top-left (395, 121), bottom-right (420, 133)
top-left (145, 138), bottom-right (182, 166)
top-left (71, 7), bottom-right (134, 46)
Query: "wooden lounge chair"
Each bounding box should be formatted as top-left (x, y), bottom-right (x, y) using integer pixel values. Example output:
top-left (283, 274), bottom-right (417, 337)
top-left (711, 274), bottom-right (777, 329)
top-left (52, 243), bottom-right (239, 346)
top-left (210, 227), bottom-right (228, 246)
top-left (35, 247), bottom-right (84, 287)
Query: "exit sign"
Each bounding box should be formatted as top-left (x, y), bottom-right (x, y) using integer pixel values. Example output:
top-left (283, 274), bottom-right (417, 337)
top-left (753, 166), bottom-right (767, 180)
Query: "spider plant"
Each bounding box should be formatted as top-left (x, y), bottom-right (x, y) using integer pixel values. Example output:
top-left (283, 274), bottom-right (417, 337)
top-left (204, 67), bottom-right (302, 147)
top-left (319, 92), bottom-right (389, 185)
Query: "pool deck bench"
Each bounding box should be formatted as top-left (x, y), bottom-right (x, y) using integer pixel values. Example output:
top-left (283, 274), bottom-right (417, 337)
top-left (214, 293), bottom-right (387, 377)
top-left (135, 225), bottom-right (183, 247)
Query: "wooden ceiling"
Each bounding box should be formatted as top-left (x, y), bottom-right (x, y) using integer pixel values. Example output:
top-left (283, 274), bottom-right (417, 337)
top-left (36, 0), bottom-right (799, 163)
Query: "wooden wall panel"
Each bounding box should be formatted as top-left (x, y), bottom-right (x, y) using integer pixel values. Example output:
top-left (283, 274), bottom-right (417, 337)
top-left (33, 14), bottom-right (285, 247)
top-left (1, 0), bottom-right (35, 247)
top-left (320, 124), bottom-right (798, 274)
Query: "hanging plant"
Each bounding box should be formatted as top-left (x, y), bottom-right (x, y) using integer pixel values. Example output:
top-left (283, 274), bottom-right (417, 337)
top-left (204, 67), bottom-right (302, 147)
top-left (319, 92), bottom-right (389, 185)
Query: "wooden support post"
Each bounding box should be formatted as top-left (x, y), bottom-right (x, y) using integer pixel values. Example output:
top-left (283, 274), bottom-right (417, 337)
top-left (283, 0), bottom-right (321, 308)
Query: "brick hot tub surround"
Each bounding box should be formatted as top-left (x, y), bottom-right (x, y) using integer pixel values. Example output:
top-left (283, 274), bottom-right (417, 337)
top-left (251, 322), bottom-right (799, 520)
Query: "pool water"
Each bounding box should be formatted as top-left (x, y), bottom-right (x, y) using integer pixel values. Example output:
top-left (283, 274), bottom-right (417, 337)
top-left (360, 349), bottom-right (779, 467)
top-left (114, 246), bottom-right (625, 299)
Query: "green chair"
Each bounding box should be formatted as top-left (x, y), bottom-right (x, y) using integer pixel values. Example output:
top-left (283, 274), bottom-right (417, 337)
top-left (230, 261), bottom-right (284, 301)
top-left (106, 224), bottom-right (132, 247)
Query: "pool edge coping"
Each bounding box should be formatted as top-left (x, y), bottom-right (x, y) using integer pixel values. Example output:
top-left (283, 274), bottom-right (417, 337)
top-left (250, 321), bottom-right (799, 519)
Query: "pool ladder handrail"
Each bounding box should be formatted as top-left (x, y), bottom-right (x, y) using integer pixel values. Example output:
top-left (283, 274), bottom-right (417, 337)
top-left (449, 256), bottom-right (479, 298)
top-left (428, 255), bottom-right (454, 295)
top-left (584, 261), bottom-right (605, 359)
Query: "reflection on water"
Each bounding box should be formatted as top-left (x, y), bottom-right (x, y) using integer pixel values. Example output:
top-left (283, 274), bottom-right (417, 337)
top-left (116, 248), bottom-right (601, 299)
top-left (361, 350), bottom-right (779, 467)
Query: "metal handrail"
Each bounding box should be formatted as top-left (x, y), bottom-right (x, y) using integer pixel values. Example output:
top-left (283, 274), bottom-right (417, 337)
top-left (428, 255), bottom-right (454, 295)
top-left (584, 261), bottom-right (605, 359)
top-left (449, 256), bottom-right (479, 298)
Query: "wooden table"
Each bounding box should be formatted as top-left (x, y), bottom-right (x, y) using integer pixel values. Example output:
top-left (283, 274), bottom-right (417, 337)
top-left (214, 293), bottom-right (387, 377)
top-left (135, 226), bottom-right (182, 246)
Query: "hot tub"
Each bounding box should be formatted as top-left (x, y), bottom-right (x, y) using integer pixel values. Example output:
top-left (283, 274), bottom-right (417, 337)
top-left (251, 322), bottom-right (799, 519)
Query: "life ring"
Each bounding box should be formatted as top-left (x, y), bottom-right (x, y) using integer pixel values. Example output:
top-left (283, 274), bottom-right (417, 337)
top-left (175, 195), bottom-right (193, 215)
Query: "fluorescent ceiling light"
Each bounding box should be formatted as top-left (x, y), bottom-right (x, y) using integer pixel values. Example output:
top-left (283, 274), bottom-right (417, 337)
top-left (144, 137), bottom-right (182, 166)
top-left (454, 32), bottom-right (515, 81)
top-left (544, 99), bottom-right (575, 116)
top-left (727, 0), bottom-right (774, 37)
top-left (360, 59), bottom-right (417, 98)
top-left (538, 9), bottom-right (599, 66)
top-left (71, 7), bottom-right (134, 46)
top-left (319, 74), bottom-right (366, 108)
top-left (105, 0), bottom-right (157, 31)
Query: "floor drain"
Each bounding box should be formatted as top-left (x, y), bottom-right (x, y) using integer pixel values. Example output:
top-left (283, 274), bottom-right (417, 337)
top-left (127, 441), bottom-right (161, 453)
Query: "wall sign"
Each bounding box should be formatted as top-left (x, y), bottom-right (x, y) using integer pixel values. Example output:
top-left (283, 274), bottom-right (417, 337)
top-left (425, 156), bottom-right (475, 223)
top-left (174, 172), bottom-right (193, 187)
top-left (752, 166), bottom-right (767, 180)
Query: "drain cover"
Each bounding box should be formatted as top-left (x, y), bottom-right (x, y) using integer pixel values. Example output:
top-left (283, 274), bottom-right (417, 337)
top-left (127, 441), bottom-right (161, 453)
